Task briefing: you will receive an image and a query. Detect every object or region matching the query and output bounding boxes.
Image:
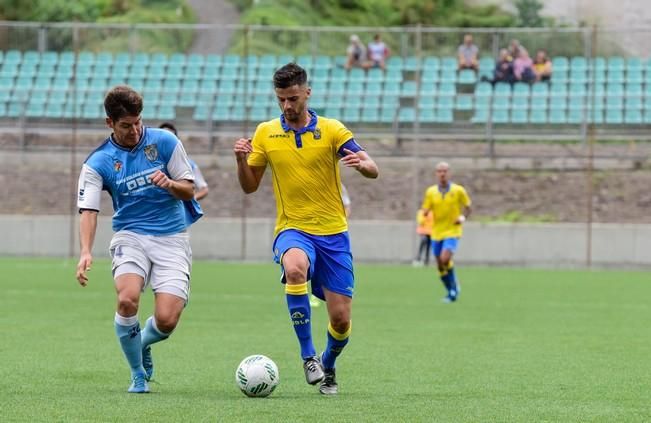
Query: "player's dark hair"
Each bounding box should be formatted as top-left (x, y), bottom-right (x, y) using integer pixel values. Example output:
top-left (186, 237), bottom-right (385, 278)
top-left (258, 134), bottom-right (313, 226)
top-left (273, 63), bottom-right (308, 89)
top-left (159, 122), bottom-right (178, 136)
top-left (104, 85), bottom-right (143, 122)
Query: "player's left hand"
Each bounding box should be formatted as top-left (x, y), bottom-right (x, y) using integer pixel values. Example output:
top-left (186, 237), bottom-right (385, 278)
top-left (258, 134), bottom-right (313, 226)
top-left (455, 215), bottom-right (466, 224)
top-left (340, 148), bottom-right (361, 170)
top-left (150, 170), bottom-right (172, 189)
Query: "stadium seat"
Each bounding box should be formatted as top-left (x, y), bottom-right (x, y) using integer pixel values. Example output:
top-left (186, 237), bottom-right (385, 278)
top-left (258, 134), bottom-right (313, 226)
top-left (366, 68), bottom-right (384, 82)
top-left (417, 108), bottom-right (435, 123)
top-left (348, 68), bottom-right (365, 83)
top-left (314, 56), bottom-right (332, 71)
top-left (361, 108), bottom-right (379, 123)
top-left (471, 109), bottom-right (488, 123)
top-left (455, 95), bottom-right (473, 111)
top-left (386, 56), bottom-right (403, 71)
top-left (223, 55), bottom-right (241, 69)
top-left (398, 107), bottom-right (416, 123)
top-left (551, 57), bottom-right (569, 73)
top-left (458, 69), bottom-right (476, 84)
top-left (187, 53), bottom-right (205, 69)
top-left (435, 108), bottom-right (453, 123)
top-left (421, 70), bottom-right (439, 84)
top-left (605, 109), bottom-right (623, 124)
top-left (625, 110), bottom-right (642, 124)
top-left (205, 54), bottom-right (222, 68)
top-left (511, 109), bottom-right (528, 124)
top-left (169, 53), bottom-right (187, 69)
top-left (403, 56), bottom-right (420, 72)
top-left (529, 110), bottom-right (547, 124)
top-left (492, 109), bottom-right (509, 124)
top-left (423, 57), bottom-right (440, 72)
top-left (439, 70), bottom-right (456, 84)
top-left (548, 109), bottom-right (567, 124)
top-left (441, 57), bottom-right (456, 72)
top-left (607, 57), bottom-right (625, 72)
top-left (379, 107), bottom-right (396, 123)
top-left (401, 81), bottom-right (417, 97)
top-left (42, 52), bottom-right (58, 66)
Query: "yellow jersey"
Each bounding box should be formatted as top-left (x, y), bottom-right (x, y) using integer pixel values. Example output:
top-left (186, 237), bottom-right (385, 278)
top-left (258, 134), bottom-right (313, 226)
top-left (247, 111), bottom-right (353, 236)
top-left (421, 183), bottom-right (471, 241)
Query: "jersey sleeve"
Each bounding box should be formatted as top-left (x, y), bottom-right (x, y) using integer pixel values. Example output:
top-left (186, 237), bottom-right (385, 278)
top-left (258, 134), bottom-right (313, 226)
top-left (247, 123), bottom-right (268, 168)
top-left (77, 164), bottom-right (103, 212)
top-left (420, 187), bottom-right (433, 211)
top-left (167, 142), bottom-right (194, 181)
top-left (330, 119), bottom-right (355, 150)
top-left (193, 164), bottom-right (208, 189)
top-left (459, 186), bottom-right (471, 207)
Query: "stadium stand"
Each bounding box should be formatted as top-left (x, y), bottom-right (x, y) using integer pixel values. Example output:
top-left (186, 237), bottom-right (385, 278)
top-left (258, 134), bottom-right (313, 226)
top-left (0, 50), bottom-right (649, 125)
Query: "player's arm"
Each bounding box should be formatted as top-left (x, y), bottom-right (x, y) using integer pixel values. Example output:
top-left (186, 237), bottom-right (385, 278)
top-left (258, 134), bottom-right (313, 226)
top-left (76, 164), bottom-right (102, 286)
top-left (155, 141), bottom-right (195, 201)
top-left (456, 188), bottom-right (472, 224)
top-left (77, 210), bottom-right (97, 286)
top-left (234, 137), bottom-right (266, 193)
top-left (341, 149), bottom-right (378, 179)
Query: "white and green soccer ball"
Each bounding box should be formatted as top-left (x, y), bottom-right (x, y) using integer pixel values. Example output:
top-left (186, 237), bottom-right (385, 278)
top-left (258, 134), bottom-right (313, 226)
top-left (235, 354), bottom-right (280, 397)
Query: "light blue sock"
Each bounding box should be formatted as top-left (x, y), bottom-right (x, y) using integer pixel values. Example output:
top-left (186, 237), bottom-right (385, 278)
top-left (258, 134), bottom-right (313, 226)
top-left (141, 316), bottom-right (170, 349)
top-left (322, 323), bottom-right (350, 370)
top-left (114, 313), bottom-right (145, 377)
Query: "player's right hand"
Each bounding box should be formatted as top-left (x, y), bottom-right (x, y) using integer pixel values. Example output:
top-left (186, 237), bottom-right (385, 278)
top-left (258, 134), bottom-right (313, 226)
top-left (233, 138), bottom-right (252, 160)
top-left (76, 253), bottom-right (93, 287)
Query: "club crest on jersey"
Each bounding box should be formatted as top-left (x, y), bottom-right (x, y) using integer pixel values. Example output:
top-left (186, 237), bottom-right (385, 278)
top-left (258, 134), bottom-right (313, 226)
top-left (313, 128), bottom-right (321, 140)
top-left (144, 144), bottom-right (158, 161)
top-left (113, 160), bottom-right (122, 172)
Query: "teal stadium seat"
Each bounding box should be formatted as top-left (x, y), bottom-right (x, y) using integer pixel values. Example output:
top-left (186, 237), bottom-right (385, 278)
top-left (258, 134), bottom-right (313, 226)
top-left (492, 109), bottom-right (509, 124)
top-left (625, 109), bottom-right (642, 124)
top-left (548, 109), bottom-right (567, 124)
top-left (404, 57), bottom-right (420, 72)
top-left (511, 109), bottom-right (528, 124)
top-left (314, 56), bottom-right (332, 71)
top-left (398, 107), bottom-right (416, 123)
top-left (607, 57), bottom-right (625, 72)
top-left (361, 108), bottom-right (379, 123)
top-left (423, 57), bottom-right (440, 71)
top-left (42, 52), bottom-right (58, 66)
top-left (605, 109), bottom-right (623, 124)
top-left (386, 57), bottom-right (403, 71)
top-left (421, 70), bottom-right (439, 84)
top-left (552, 57), bottom-right (569, 73)
top-left (455, 95), bottom-right (473, 111)
top-left (441, 57), bottom-right (456, 72)
top-left (458, 69), bottom-right (476, 84)
top-left (529, 110), bottom-right (547, 123)
top-left (440, 70), bottom-right (456, 84)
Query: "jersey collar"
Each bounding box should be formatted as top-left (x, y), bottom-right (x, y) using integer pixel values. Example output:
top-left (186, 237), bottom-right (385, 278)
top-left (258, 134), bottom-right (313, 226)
top-left (280, 109), bottom-right (318, 148)
top-left (109, 127), bottom-right (147, 153)
top-left (438, 181), bottom-right (452, 195)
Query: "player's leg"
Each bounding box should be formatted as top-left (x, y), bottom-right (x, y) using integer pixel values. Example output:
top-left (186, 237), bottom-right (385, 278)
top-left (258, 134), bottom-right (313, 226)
top-left (320, 289), bottom-right (352, 395)
top-left (141, 232), bottom-right (192, 381)
top-left (273, 230), bottom-right (322, 384)
top-left (433, 239), bottom-right (452, 298)
top-left (114, 269), bottom-right (149, 393)
top-left (110, 232), bottom-right (151, 393)
top-left (439, 238), bottom-right (460, 301)
top-left (311, 231), bottom-right (354, 395)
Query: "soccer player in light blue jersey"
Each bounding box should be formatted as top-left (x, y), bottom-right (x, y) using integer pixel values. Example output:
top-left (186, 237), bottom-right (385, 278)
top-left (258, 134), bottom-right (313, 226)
top-left (75, 86), bottom-right (203, 393)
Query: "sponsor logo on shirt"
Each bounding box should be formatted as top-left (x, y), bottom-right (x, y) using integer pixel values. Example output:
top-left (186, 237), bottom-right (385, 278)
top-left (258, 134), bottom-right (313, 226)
top-left (269, 134), bottom-right (290, 139)
top-left (114, 160), bottom-right (122, 172)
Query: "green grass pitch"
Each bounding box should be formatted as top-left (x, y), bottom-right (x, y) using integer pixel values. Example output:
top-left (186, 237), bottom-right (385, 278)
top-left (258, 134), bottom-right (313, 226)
top-left (1, 258), bottom-right (650, 422)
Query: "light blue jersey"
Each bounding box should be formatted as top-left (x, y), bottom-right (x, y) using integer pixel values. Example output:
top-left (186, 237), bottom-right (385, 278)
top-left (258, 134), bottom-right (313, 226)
top-left (77, 127), bottom-right (203, 235)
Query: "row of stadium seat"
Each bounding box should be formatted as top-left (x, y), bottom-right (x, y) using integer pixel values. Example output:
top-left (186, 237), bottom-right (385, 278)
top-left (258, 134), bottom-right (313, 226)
top-left (3, 50), bottom-right (651, 73)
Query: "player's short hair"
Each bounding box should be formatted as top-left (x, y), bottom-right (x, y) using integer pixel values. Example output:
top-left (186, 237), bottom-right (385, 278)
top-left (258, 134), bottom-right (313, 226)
top-left (159, 122), bottom-right (178, 136)
top-left (273, 63), bottom-right (308, 89)
top-left (104, 85), bottom-right (143, 122)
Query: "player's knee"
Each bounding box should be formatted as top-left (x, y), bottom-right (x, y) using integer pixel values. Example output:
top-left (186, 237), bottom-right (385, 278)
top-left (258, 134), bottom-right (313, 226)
top-left (330, 318), bottom-right (350, 335)
top-left (155, 315), bottom-right (178, 333)
top-left (284, 265), bottom-right (308, 284)
top-left (116, 296), bottom-right (139, 316)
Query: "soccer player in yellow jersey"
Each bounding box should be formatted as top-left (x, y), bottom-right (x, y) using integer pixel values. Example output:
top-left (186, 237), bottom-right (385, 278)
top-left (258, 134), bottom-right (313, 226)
top-left (233, 63), bottom-right (378, 395)
top-left (420, 162), bottom-right (471, 303)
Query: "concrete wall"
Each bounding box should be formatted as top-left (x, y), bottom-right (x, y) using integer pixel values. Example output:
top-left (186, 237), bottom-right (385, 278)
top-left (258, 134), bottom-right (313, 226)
top-left (1, 215), bottom-right (650, 268)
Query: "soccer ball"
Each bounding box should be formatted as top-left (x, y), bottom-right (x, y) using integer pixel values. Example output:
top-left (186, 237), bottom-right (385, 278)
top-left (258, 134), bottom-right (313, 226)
top-left (235, 355), bottom-right (280, 397)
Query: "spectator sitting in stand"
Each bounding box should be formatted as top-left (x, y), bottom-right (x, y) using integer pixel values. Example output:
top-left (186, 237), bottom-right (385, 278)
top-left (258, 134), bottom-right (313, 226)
top-left (367, 34), bottom-right (390, 70)
top-left (481, 49), bottom-right (513, 85)
top-left (457, 33), bottom-right (479, 71)
top-left (345, 34), bottom-right (367, 70)
top-left (533, 49), bottom-right (553, 82)
top-left (513, 49), bottom-right (536, 84)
